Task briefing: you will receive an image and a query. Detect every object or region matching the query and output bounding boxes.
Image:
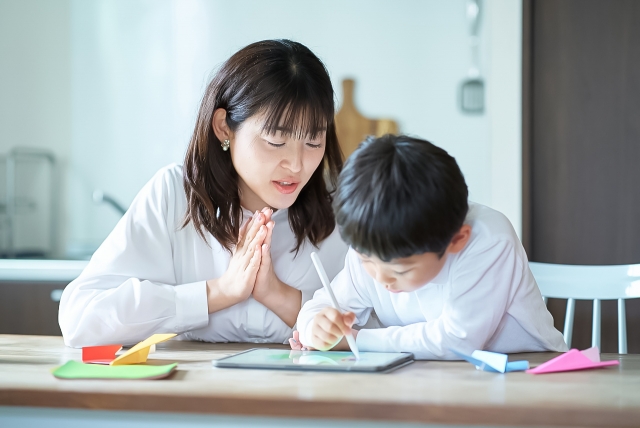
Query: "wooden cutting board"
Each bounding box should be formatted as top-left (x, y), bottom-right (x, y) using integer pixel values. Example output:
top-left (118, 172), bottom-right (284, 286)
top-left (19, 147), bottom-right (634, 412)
top-left (335, 79), bottom-right (398, 158)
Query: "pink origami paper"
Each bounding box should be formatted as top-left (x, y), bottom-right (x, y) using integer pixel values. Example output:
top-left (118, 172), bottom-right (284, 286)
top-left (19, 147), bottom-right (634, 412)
top-left (526, 346), bottom-right (619, 374)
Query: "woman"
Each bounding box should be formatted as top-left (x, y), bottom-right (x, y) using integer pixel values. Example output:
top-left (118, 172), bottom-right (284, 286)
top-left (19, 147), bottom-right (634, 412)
top-left (59, 40), bottom-right (348, 347)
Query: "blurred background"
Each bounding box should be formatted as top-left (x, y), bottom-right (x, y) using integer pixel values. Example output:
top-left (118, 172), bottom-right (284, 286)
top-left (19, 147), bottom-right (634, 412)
top-left (0, 0), bottom-right (522, 260)
top-left (2, 0), bottom-right (639, 354)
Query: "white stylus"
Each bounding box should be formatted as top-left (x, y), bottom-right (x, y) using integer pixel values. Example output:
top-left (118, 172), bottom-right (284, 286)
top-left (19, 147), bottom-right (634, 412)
top-left (310, 252), bottom-right (361, 360)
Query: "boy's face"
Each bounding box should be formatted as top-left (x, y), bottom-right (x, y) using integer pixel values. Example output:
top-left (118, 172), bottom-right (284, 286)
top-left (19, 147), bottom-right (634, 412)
top-left (357, 251), bottom-right (449, 293)
top-left (356, 225), bottom-right (472, 293)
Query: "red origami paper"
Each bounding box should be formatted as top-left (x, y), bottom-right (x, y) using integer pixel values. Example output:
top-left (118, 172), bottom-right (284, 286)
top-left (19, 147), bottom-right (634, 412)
top-left (82, 344), bottom-right (122, 364)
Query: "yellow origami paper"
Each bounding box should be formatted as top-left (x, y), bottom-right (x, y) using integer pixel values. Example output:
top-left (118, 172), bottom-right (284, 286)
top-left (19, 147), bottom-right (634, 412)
top-left (110, 333), bottom-right (177, 366)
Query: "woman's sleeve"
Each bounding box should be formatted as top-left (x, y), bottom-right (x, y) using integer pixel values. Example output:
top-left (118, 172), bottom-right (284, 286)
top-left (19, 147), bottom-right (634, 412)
top-left (58, 168), bottom-right (209, 348)
top-left (355, 240), bottom-right (521, 359)
top-left (297, 249), bottom-right (373, 347)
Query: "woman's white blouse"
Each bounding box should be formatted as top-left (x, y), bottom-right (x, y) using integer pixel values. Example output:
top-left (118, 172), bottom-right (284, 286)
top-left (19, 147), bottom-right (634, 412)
top-left (59, 164), bottom-right (348, 348)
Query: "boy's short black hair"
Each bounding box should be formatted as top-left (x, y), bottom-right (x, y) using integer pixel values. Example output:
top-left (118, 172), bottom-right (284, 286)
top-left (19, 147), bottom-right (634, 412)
top-left (333, 134), bottom-right (469, 261)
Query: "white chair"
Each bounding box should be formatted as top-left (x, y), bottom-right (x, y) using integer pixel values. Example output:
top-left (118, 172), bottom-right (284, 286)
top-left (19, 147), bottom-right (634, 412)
top-left (529, 262), bottom-right (640, 354)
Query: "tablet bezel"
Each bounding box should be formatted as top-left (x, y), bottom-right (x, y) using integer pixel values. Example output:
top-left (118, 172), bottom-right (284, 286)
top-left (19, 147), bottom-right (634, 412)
top-left (211, 348), bottom-right (414, 373)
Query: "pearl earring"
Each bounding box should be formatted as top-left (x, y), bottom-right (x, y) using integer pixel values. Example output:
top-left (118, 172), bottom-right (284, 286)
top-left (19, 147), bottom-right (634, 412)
top-left (221, 139), bottom-right (230, 151)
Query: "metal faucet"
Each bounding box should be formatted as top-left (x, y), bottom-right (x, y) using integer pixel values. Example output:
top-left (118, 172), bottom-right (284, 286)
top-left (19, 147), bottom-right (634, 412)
top-left (92, 190), bottom-right (127, 216)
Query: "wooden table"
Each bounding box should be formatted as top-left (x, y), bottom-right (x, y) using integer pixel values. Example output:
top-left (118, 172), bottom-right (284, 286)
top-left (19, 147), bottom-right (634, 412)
top-left (0, 335), bottom-right (639, 427)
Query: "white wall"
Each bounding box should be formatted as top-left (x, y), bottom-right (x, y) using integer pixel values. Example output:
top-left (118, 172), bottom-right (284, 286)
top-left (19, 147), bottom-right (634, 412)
top-left (0, 0), bottom-right (71, 257)
top-left (0, 0), bottom-right (522, 258)
top-left (486, 0), bottom-right (522, 238)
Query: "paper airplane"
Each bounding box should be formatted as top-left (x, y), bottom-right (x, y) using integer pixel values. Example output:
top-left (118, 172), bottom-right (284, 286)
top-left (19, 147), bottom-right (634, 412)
top-left (82, 344), bottom-right (122, 364)
top-left (453, 349), bottom-right (529, 373)
top-left (110, 333), bottom-right (177, 366)
top-left (526, 346), bottom-right (619, 374)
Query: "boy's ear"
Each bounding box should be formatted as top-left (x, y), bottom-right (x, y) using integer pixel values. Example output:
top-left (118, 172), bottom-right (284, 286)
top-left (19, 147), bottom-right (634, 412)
top-left (446, 225), bottom-right (472, 254)
top-left (211, 108), bottom-right (232, 142)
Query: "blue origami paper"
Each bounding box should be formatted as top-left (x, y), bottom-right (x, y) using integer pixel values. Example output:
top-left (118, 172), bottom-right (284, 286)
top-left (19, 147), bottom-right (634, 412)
top-left (452, 349), bottom-right (529, 373)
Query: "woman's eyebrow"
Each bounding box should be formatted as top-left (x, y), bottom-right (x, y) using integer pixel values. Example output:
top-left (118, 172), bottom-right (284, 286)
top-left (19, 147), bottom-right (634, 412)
top-left (272, 125), bottom-right (327, 134)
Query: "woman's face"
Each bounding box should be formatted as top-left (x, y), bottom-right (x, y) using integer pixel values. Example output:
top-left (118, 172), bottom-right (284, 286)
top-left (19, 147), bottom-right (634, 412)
top-left (229, 113), bottom-right (326, 212)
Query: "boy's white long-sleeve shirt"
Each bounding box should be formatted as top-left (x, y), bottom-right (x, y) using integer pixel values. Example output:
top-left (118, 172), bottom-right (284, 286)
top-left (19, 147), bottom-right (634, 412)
top-left (58, 164), bottom-right (348, 348)
top-left (297, 203), bottom-right (568, 359)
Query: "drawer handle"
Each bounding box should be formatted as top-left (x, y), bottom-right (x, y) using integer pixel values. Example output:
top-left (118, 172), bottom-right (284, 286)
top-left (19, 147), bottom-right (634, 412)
top-left (50, 289), bottom-right (64, 302)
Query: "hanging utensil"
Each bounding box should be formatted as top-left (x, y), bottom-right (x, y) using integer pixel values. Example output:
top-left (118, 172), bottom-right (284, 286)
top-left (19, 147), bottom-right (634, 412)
top-left (460, 0), bottom-right (484, 114)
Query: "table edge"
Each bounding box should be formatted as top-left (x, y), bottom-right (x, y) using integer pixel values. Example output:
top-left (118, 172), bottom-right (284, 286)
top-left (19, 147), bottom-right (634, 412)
top-left (1, 388), bottom-right (639, 428)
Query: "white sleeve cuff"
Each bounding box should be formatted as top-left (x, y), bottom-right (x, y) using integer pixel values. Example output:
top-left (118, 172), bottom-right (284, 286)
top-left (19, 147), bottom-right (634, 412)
top-left (174, 280), bottom-right (209, 331)
top-left (356, 328), bottom-right (394, 353)
top-left (297, 318), bottom-right (315, 347)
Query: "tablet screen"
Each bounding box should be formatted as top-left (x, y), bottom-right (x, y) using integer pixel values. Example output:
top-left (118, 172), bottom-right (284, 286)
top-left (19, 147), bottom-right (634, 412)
top-left (212, 349), bottom-right (413, 372)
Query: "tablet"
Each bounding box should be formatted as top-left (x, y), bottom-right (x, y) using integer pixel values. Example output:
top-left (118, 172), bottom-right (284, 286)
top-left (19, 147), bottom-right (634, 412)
top-left (212, 348), bottom-right (413, 372)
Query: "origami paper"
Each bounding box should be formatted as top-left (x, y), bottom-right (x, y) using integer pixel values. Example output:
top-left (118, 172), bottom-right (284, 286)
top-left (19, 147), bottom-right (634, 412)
top-left (53, 360), bottom-right (177, 380)
top-left (82, 344), bottom-right (122, 364)
top-left (110, 333), bottom-right (177, 366)
top-left (453, 349), bottom-right (529, 373)
top-left (526, 346), bottom-right (619, 374)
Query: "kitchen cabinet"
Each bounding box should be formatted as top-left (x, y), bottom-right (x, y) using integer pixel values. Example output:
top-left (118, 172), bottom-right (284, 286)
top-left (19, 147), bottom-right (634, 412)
top-left (0, 281), bottom-right (67, 335)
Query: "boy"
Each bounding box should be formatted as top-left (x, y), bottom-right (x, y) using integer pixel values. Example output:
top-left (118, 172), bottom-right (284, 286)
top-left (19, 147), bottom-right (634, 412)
top-left (294, 135), bottom-right (567, 359)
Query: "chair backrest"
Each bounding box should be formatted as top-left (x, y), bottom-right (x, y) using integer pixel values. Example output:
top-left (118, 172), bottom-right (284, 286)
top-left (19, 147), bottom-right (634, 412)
top-left (529, 262), bottom-right (640, 354)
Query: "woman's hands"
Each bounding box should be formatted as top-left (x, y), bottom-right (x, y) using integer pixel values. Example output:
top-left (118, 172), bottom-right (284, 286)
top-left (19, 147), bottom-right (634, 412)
top-left (251, 208), bottom-right (302, 327)
top-left (252, 208), bottom-right (276, 302)
top-left (206, 207), bottom-right (303, 326)
top-left (206, 209), bottom-right (268, 313)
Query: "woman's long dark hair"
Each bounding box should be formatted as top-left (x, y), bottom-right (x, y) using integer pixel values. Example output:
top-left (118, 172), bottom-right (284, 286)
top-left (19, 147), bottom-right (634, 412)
top-left (182, 39), bottom-right (343, 253)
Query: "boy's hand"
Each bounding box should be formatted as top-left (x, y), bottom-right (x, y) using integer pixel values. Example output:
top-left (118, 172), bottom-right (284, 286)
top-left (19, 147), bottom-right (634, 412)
top-left (310, 307), bottom-right (356, 351)
top-left (288, 330), bottom-right (303, 350)
top-left (288, 330), bottom-right (315, 351)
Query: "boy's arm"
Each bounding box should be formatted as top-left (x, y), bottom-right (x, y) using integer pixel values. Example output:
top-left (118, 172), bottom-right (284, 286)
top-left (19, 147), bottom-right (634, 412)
top-left (356, 240), bottom-right (522, 359)
top-left (297, 249), bottom-right (374, 347)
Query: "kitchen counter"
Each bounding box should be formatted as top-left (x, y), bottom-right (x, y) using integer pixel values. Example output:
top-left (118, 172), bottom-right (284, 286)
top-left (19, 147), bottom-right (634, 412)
top-left (1, 335), bottom-right (639, 427)
top-left (0, 260), bottom-right (87, 282)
